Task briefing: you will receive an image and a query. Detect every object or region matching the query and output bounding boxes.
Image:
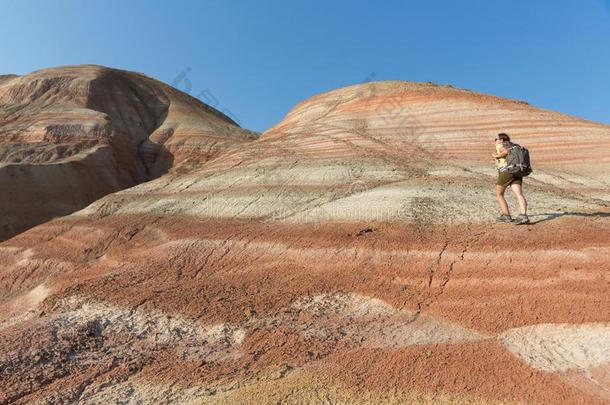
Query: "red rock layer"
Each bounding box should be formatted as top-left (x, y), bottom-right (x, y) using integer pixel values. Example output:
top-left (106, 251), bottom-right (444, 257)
top-left (0, 216), bottom-right (608, 403)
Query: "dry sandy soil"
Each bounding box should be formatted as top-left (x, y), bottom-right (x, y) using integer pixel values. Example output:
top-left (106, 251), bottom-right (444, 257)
top-left (0, 66), bottom-right (609, 404)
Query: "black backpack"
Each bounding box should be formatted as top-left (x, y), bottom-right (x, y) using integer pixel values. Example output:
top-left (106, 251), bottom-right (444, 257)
top-left (504, 143), bottom-right (532, 176)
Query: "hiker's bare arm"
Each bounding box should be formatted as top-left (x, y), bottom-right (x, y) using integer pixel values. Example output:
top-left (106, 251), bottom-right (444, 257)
top-left (492, 147), bottom-right (508, 159)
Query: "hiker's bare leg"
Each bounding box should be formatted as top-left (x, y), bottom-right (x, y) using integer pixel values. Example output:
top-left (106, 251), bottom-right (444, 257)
top-left (510, 183), bottom-right (528, 215)
top-left (496, 185), bottom-right (510, 215)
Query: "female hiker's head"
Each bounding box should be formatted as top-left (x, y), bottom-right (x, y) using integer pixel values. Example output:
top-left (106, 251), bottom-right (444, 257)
top-left (496, 133), bottom-right (510, 144)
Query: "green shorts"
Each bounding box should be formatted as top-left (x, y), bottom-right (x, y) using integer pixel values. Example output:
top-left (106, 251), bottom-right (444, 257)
top-left (497, 171), bottom-right (523, 188)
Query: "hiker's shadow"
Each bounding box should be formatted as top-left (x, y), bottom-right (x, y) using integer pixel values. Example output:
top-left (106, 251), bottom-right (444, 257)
top-left (530, 211), bottom-right (610, 224)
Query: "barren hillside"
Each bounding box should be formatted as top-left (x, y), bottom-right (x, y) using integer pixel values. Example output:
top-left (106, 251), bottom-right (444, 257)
top-left (0, 65), bottom-right (257, 241)
top-left (0, 68), bottom-right (609, 404)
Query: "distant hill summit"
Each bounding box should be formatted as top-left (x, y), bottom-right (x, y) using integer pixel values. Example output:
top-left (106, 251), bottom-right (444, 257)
top-left (0, 65), bottom-right (256, 240)
top-left (264, 80), bottom-right (610, 172)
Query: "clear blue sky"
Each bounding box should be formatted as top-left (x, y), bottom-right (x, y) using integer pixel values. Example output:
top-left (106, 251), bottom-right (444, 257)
top-left (1, 0), bottom-right (609, 131)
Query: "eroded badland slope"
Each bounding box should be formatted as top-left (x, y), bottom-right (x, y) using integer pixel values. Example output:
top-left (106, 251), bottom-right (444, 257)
top-left (0, 65), bottom-right (257, 241)
top-left (1, 69), bottom-right (609, 404)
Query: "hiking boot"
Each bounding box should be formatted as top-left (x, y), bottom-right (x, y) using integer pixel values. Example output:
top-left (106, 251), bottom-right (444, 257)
top-left (496, 214), bottom-right (513, 223)
top-left (513, 214), bottom-right (530, 225)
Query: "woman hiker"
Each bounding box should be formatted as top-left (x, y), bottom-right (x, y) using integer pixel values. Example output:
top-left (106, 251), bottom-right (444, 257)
top-left (493, 133), bottom-right (530, 224)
